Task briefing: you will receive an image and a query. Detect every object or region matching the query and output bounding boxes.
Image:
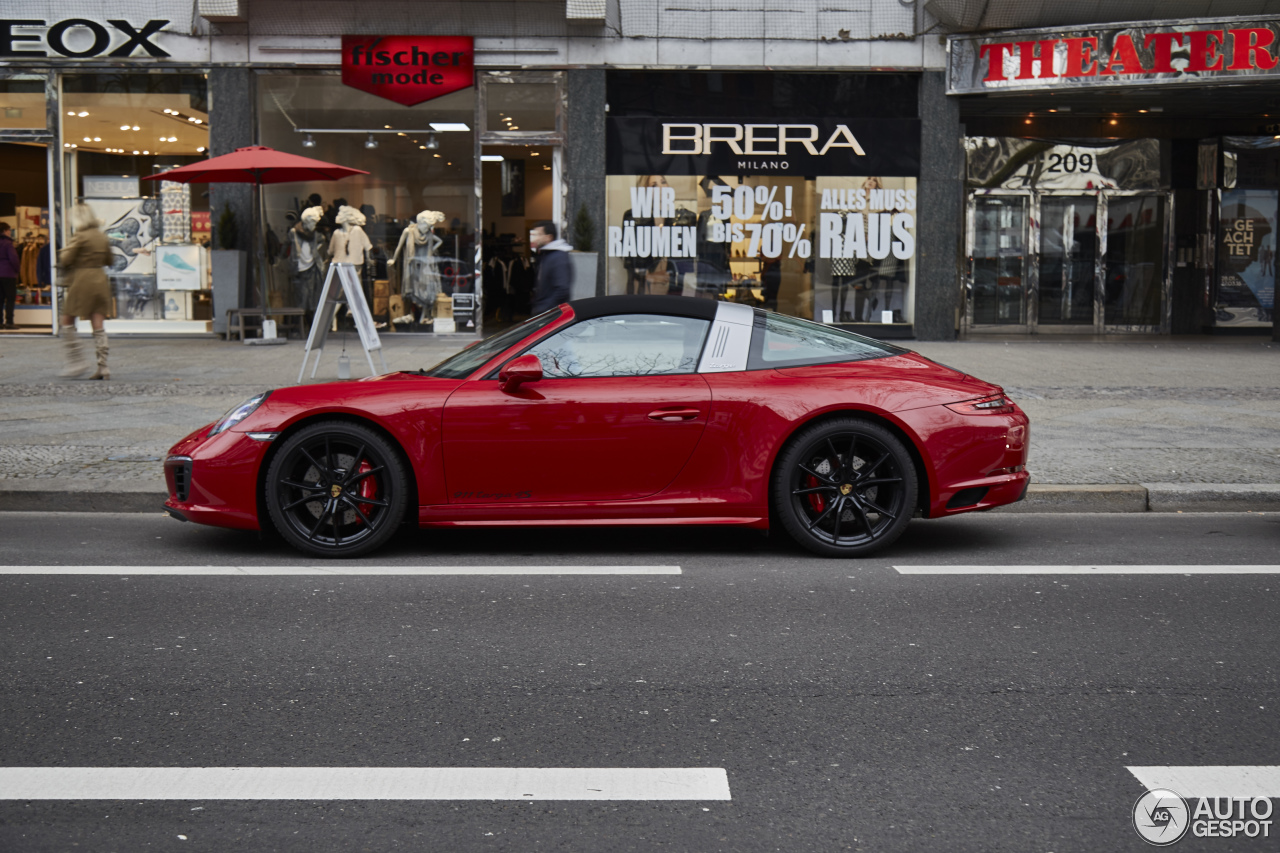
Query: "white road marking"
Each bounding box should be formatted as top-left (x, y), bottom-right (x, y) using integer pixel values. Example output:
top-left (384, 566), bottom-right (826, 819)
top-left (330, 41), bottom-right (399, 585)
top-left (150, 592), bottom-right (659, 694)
top-left (1128, 766), bottom-right (1280, 798)
top-left (0, 565), bottom-right (681, 576)
top-left (0, 767), bottom-right (730, 801)
top-left (894, 565), bottom-right (1280, 575)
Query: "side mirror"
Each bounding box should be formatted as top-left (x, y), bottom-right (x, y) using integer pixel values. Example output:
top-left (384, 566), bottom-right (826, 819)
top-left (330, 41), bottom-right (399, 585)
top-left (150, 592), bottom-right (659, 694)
top-left (498, 353), bottom-right (543, 393)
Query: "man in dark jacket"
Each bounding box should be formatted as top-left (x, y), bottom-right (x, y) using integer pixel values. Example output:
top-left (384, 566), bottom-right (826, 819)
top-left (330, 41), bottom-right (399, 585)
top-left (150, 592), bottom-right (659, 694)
top-left (529, 220), bottom-right (574, 315)
top-left (0, 223), bottom-right (20, 329)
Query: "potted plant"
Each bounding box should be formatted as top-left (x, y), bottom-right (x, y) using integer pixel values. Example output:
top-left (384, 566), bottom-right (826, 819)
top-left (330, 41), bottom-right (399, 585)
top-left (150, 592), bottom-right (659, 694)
top-left (568, 203), bottom-right (599, 300)
top-left (211, 203), bottom-right (247, 336)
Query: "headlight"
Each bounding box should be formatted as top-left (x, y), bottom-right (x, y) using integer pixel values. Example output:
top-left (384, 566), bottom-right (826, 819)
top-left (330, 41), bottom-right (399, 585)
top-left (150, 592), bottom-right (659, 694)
top-left (210, 391), bottom-right (271, 435)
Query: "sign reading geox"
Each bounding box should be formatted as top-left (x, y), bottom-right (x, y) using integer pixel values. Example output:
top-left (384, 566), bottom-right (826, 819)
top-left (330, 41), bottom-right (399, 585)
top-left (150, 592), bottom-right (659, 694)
top-left (341, 35), bottom-right (474, 107)
top-left (0, 18), bottom-right (170, 58)
top-left (606, 117), bottom-right (920, 176)
top-left (948, 15), bottom-right (1280, 95)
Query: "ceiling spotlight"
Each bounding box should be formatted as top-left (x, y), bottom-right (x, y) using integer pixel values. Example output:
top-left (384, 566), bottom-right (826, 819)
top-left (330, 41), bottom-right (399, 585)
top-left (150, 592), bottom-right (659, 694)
top-left (93, 137), bottom-right (101, 142)
top-left (425, 133), bottom-right (439, 150)
top-left (78, 111), bottom-right (88, 117)
top-left (143, 150), bottom-right (149, 155)
top-left (384, 125), bottom-right (392, 129)
top-left (364, 133), bottom-right (379, 149)
top-left (133, 150), bottom-right (140, 154)
top-left (120, 125), bottom-right (130, 130)
top-left (132, 125), bottom-right (140, 131)
top-left (83, 137), bottom-right (91, 142)
top-left (509, 125), bottom-right (519, 130)
top-left (197, 146), bottom-right (206, 152)
top-left (301, 133), bottom-right (316, 148)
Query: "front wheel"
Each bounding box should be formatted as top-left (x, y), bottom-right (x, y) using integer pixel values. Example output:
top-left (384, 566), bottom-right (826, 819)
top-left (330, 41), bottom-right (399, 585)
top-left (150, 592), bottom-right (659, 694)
top-left (265, 421), bottom-right (409, 558)
top-left (772, 417), bottom-right (918, 557)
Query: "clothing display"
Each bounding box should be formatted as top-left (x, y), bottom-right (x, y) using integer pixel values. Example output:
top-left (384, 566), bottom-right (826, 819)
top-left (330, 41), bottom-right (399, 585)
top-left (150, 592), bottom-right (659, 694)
top-left (287, 206), bottom-right (326, 310)
top-left (390, 211), bottom-right (446, 311)
top-left (329, 205), bottom-right (373, 266)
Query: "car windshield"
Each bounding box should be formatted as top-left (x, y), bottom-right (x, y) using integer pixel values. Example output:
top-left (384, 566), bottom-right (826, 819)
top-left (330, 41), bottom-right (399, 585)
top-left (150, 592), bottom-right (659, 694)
top-left (747, 311), bottom-right (906, 370)
top-left (421, 309), bottom-right (562, 379)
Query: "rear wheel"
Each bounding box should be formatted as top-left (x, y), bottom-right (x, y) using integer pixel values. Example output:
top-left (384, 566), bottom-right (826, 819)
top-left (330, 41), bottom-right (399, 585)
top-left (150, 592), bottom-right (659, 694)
top-left (772, 417), bottom-right (917, 557)
top-left (265, 421), bottom-right (408, 558)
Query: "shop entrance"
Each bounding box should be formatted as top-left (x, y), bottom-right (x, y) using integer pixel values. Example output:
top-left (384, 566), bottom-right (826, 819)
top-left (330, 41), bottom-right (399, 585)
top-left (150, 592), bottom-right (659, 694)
top-left (0, 141), bottom-right (52, 334)
top-left (965, 190), bottom-right (1171, 334)
top-left (480, 144), bottom-right (559, 334)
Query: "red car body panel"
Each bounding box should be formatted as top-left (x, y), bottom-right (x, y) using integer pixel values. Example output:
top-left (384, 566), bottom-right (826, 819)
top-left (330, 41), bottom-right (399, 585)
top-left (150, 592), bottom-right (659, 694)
top-left (164, 302), bottom-right (1030, 536)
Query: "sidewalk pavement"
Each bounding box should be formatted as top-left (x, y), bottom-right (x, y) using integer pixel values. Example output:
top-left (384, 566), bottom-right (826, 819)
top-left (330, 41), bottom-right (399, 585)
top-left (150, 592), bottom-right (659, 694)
top-left (1, 331), bottom-right (1278, 514)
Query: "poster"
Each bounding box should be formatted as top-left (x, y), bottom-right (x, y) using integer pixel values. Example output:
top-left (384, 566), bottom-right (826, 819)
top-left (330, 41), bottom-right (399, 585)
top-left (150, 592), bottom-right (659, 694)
top-left (1217, 189), bottom-right (1277, 326)
top-left (605, 116), bottom-right (919, 325)
top-left (86, 198), bottom-right (159, 276)
top-left (156, 244), bottom-right (202, 291)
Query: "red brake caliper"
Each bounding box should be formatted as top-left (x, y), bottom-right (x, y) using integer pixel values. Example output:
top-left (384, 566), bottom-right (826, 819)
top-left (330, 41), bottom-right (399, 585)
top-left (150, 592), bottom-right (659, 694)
top-left (806, 464), bottom-right (826, 514)
top-left (355, 459), bottom-right (377, 521)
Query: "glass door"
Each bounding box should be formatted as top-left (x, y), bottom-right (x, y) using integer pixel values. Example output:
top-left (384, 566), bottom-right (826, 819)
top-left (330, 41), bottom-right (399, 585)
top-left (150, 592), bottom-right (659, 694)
top-left (966, 194), bottom-right (1029, 330)
top-left (1103, 193), bottom-right (1168, 331)
top-left (1037, 195), bottom-right (1098, 326)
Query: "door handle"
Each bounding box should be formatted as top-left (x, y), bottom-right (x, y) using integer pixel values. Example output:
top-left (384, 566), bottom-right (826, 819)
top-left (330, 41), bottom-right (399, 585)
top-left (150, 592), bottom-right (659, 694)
top-left (648, 407), bottom-right (701, 422)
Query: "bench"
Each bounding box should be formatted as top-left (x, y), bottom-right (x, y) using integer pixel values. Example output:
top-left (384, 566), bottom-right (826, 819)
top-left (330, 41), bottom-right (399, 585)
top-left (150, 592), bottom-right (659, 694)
top-left (225, 307), bottom-right (307, 341)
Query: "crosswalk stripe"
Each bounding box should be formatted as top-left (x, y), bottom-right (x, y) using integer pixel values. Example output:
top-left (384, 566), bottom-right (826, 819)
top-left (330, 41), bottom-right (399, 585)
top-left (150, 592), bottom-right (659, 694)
top-left (894, 565), bottom-right (1280, 575)
top-left (1128, 766), bottom-right (1280, 798)
top-left (0, 565), bottom-right (681, 576)
top-left (0, 767), bottom-right (730, 801)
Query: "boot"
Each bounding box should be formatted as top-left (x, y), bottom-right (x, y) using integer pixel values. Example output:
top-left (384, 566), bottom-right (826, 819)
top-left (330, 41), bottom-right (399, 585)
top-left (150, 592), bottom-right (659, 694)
top-left (89, 329), bottom-right (109, 380)
top-left (58, 325), bottom-right (92, 378)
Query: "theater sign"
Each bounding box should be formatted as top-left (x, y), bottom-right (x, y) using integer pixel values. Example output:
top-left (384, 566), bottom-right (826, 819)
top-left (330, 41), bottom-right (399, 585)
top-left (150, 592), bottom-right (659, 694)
top-left (948, 15), bottom-right (1280, 95)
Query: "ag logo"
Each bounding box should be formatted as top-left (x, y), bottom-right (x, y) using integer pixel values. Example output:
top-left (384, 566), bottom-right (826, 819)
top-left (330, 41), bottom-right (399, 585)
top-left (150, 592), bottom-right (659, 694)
top-left (1133, 788), bottom-right (1190, 846)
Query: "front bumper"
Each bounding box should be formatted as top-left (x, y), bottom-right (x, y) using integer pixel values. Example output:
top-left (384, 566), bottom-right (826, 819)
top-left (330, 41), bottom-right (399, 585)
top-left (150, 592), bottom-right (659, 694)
top-left (162, 424), bottom-right (270, 531)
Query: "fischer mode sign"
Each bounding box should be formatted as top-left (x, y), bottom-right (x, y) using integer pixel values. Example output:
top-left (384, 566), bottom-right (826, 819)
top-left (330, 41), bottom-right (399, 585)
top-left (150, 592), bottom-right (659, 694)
top-left (341, 35), bottom-right (474, 107)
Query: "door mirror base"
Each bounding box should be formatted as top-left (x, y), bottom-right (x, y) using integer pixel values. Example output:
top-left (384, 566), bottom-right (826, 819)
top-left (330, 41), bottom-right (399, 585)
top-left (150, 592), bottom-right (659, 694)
top-left (498, 353), bottom-right (543, 393)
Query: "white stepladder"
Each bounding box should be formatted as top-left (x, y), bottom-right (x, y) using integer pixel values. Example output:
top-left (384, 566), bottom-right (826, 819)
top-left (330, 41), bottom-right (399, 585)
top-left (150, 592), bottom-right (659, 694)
top-left (298, 262), bottom-right (388, 383)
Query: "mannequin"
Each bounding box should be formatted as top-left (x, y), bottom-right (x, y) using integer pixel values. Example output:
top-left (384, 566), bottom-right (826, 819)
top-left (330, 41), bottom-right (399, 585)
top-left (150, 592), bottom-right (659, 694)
top-left (390, 210), bottom-right (445, 322)
top-left (329, 205), bottom-right (373, 270)
top-left (288, 205), bottom-right (326, 310)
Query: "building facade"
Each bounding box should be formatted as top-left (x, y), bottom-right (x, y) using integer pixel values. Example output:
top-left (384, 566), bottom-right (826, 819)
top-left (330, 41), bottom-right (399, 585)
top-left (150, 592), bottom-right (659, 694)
top-left (1, 0), bottom-right (1277, 342)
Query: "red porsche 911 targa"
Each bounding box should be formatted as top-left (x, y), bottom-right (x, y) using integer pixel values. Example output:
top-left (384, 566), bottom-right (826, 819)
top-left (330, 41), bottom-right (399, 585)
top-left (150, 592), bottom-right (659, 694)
top-left (164, 295), bottom-right (1029, 558)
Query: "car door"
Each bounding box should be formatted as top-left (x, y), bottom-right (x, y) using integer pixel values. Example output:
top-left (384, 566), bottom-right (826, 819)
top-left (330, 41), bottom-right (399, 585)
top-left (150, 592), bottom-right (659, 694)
top-left (441, 313), bottom-right (713, 504)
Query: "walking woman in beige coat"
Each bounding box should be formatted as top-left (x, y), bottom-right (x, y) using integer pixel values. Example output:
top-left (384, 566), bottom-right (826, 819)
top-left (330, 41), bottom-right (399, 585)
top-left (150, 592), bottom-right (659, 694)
top-left (58, 203), bottom-right (112, 379)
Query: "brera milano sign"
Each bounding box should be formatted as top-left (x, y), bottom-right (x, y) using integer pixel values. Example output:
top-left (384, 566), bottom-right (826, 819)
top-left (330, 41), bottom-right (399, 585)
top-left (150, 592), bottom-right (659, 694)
top-left (948, 15), bottom-right (1280, 94)
top-left (606, 117), bottom-right (920, 177)
top-left (0, 18), bottom-right (170, 58)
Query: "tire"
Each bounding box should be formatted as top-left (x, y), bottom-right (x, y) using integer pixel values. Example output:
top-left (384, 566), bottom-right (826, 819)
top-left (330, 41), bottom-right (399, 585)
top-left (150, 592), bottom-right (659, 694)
top-left (772, 417), bottom-right (918, 558)
top-left (265, 420), bottom-right (409, 558)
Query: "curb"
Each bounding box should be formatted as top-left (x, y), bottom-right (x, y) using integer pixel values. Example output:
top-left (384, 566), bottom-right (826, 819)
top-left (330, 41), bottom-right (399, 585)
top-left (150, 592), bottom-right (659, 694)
top-left (2, 485), bottom-right (1279, 514)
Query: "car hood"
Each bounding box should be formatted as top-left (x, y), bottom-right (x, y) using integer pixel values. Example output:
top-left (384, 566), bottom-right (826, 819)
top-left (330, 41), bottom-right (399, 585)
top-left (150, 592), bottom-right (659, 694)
top-left (231, 373), bottom-right (465, 432)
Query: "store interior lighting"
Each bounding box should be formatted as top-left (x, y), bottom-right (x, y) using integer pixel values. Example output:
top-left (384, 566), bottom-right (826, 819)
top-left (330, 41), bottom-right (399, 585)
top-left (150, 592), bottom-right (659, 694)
top-left (364, 133), bottom-right (379, 149)
top-left (480, 154), bottom-right (504, 162)
top-left (301, 133), bottom-right (316, 148)
top-left (425, 133), bottom-right (439, 150)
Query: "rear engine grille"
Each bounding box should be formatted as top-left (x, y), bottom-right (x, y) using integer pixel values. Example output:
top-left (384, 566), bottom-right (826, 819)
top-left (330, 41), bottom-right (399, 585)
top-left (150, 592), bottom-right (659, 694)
top-left (166, 457), bottom-right (193, 502)
top-left (946, 486), bottom-right (989, 509)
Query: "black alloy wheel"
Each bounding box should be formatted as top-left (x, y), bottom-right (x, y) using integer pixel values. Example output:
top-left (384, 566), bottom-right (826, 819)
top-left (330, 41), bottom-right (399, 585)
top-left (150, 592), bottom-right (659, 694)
top-left (265, 421), bottom-right (409, 558)
top-left (772, 417), bottom-right (917, 557)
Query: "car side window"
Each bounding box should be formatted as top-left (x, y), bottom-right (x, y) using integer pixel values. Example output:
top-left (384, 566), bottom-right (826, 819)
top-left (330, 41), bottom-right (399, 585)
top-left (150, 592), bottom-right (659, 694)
top-left (747, 311), bottom-right (904, 370)
top-left (527, 314), bottom-right (710, 378)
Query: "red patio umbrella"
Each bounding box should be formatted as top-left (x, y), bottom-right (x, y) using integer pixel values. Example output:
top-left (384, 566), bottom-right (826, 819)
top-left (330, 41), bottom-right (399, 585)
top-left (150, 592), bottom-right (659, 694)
top-left (145, 146), bottom-right (369, 318)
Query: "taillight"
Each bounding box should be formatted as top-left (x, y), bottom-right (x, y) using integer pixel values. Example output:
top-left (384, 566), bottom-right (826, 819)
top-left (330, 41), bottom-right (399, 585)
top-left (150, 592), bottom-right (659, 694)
top-left (944, 394), bottom-right (1016, 415)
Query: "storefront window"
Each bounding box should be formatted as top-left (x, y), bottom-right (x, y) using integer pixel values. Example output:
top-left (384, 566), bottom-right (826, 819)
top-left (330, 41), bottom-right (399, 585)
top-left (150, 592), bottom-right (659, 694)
top-left (0, 78), bottom-right (47, 130)
top-left (258, 74), bottom-right (476, 333)
top-left (62, 72), bottom-right (211, 330)
top-left (603, 73), bottom-right (920, 332)
top-left (485, 78), bottom-right (558, 134)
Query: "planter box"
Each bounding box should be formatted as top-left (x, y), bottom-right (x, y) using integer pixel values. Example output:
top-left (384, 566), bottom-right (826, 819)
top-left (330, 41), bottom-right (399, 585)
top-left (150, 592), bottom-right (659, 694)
top-left (210, 249), bottom-right (247, 335)
top-left (569, 251), bottom-right (598, 301)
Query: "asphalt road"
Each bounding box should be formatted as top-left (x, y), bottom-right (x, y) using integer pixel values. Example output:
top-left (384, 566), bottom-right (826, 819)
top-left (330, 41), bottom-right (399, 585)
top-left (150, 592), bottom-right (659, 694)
top-left (2, 511), bottom-right (1279, 852)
